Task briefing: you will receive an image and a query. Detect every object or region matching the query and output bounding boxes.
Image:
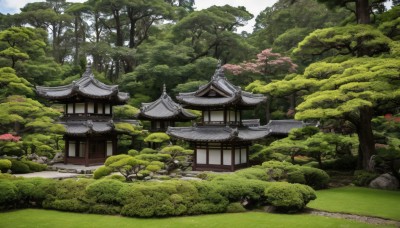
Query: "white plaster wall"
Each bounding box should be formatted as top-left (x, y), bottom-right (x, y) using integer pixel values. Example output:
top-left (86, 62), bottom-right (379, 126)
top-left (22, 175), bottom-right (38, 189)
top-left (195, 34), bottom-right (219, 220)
top-left (197, 149), bottom-right (207, 164)
top-left (235, 148), bottom-right (241, 165)
top-left (67, 103), bottom-right (74, 114)
top-left (106, 141), bottom-right (113, 156)
top-left (87, 102), bottom-right (94, 113)
top-left (75, 103), bottom-right (85, 113)
top-left (97, 103), bottom-right (104, 114)
top-left (79, 142), bottom-right (86, 157)
top-left (209, 149), bottom-right (221, 165)
top-left (241, 149), bottom-right (247, 163)
top-left (68, 142), bottom-right (76, 157)
top-left (105, 104), bottom-right (111, 114)
top-left (229, 111), bottom-right (235, 122)
top-left (203, 111), bottom-right (209, 122)
top-left (223, 150), bottom-right (231, 165)
top-left (210, 111), bottom-right (224, 122)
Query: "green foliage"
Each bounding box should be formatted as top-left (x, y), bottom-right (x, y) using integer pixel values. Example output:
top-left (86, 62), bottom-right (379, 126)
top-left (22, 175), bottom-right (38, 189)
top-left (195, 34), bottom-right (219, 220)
top-left (144, 133), bottom-right (170, 143)
top-left (353, 170), bottom-right (379, 186)
top-left (297, 166), bottom-right (330, 189)
top-left (93, 166), bottom-right (113, 180)
top-left (287, 171), bottom-right (306, 184)
top-left (264, 182), bottom-right (316, 213)
top-left (0, 159), bottom-right (12, 172)
top-left (0, 180), bottom-right (18, 208)
top-left (294, 25), bottom-right (392, 60)
top-left (86, 179), bottom-right (124, 204)
top-left (140, 148), bottom-right (158, 154)
top-left (226, 202), bottom-right (246, 213)
top-left (127, 149), bottom-right (139, 156)
top-left (0, 67), bottom-right (33, 98)
top-left (10, 159), bottom-right (30, 174)
top-left (21, 160), bottom-right (47, 172)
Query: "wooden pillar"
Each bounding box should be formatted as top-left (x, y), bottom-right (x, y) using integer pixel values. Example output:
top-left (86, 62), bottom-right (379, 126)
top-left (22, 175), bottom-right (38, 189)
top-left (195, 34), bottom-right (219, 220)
top-left (193, 143), bottom-right (197, 171)
top-left (64, 138), bottom-right (69, 164)
top-left (231, 144), bottom-right (235, 172)
top-left (113, 136), bottom-right (117, 156)
top-left (85, 138), bottom-right (89, 167)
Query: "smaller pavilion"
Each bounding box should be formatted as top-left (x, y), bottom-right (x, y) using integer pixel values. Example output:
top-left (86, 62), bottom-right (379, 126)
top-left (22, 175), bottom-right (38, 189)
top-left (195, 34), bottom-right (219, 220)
top-left (36, 64), bottom-right (129, 166)
top-left (168, 63), bottom-right (269, 171)
top-left (136, 84), bottom-right (197, 132)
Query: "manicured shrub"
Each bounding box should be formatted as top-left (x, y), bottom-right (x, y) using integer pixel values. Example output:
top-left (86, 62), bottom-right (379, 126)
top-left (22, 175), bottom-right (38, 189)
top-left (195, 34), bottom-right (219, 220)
top-left (89, 204), bottom-right (121, 215)
top-left (10, 160), bottom-right (30, 174)
top-left (127, 149), bottom-right (139, 156)
top-left (0, 159), bottom-right (12, 173)
top-left (287, 171), bottom-right (306, 184)
top-left (353, 170), bottom-right (379, 186)
top-left (140, 148), bottom-right (158, 154)
top-left (93, 166), bottom-right (113, 179)
top-left (298, 166), bottom-right (330, 189)
top-left (22, 160), bottom-right (47, 172)
top-left (226, 202), bottom-right (246, 213)
top-left (322, 155), bottom-right (357, 170)
top-left (235, 167), bottom-right (269, 181)
top-left (118, 181), bottom-right (197, 217)
top-left (86, 179), bottom-right (124, 204)
top-left (44, 199), bottom-right (89, 212)
top-left (264, 182), bottom-right (316, 213)
top-left (0, 180), bottom-right (18, 209)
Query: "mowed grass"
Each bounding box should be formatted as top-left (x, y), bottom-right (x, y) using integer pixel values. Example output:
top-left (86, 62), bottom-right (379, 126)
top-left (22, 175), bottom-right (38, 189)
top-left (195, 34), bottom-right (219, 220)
top-left (308, 186), bottom-right (400, 220)
top-left (0, 209), bottom-right (390, 228)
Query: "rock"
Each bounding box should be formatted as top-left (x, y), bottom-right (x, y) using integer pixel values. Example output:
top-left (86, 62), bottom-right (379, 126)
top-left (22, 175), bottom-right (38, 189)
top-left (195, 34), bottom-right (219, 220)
top-left (369, 173), bottom-right (399, 190)
top-left (144, 176), bottom-right (152, 180)
top-left (33, 156), bottom-right (48, 164)
top-left (27, 153), bottom-right (40, 160)
top-left (49, 152), bottom-right (64, 164)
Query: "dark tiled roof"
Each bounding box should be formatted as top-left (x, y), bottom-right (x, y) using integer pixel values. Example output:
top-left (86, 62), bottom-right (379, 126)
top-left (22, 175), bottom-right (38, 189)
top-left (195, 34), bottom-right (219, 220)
top-left (136, 85), bottom-right (197, 121)
top-left (61, 120), bottom-right (114, 136)
top-left (36, 64), bottom-right (129, 104)
top-left (262, 120), bottom-right (317, 135)
top-left (176, 64), bottom-right (266, 108)
top-left (167, 125), bottom-right (269, 142)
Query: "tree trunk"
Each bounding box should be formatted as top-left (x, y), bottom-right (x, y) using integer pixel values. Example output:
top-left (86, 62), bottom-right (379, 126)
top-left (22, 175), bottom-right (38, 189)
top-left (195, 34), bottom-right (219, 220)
top-left (355, 107), bottom-right (375, 170)
top-left (356, 0), bottom-right (370, 24)
top-left (265, 95), bottom-right (271, 123)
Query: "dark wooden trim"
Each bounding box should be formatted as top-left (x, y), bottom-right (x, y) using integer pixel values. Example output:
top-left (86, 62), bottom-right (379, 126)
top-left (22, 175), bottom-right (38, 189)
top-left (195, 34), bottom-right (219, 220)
top-left (85, 102), bottom-right (88, 114)
top-left (64, 139), bottom-right (68, 164)
top-left (85, 138), bottom-right (89, 167)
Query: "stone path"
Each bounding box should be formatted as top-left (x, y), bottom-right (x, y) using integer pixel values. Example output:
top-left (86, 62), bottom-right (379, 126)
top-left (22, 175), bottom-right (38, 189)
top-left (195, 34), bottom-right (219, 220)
top-left (14, 171), bottom-right (81, 179)
top-left (13, 163), bottom-right (102, 179)
top-left (307, 209), bottom-right (400, 226)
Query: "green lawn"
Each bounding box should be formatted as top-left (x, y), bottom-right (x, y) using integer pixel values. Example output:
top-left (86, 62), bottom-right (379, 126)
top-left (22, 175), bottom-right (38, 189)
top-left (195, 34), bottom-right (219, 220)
top-left (308, 186), bottom-right (400, 220)
top-left (0, 209), bottom-right (390, 228)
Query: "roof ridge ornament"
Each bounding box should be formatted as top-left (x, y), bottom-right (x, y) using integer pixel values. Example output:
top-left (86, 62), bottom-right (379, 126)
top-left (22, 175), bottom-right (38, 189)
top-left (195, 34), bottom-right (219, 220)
top-left (163, 83), bottom-right (167, 95)
top-left (212, 59), bottom-right (225, 80)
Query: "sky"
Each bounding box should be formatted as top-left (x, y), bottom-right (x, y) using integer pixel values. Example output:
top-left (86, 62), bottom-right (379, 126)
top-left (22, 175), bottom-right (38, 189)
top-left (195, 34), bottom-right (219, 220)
top-left (0, 0), bottom-right (277, 32)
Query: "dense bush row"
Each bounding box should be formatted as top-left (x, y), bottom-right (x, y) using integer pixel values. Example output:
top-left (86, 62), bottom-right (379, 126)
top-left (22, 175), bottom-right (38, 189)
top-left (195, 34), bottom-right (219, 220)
top-left (0, 162), bottom-right (321, 216)
top-left (0, 159), bottom-right (47, 174)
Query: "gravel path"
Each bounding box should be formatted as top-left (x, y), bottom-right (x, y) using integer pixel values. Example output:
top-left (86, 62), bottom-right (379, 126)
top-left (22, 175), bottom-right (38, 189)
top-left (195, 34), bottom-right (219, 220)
top-left (307, 209), bottom-right (400, 226)
top-left (13, 171), bottom-right (81, 179)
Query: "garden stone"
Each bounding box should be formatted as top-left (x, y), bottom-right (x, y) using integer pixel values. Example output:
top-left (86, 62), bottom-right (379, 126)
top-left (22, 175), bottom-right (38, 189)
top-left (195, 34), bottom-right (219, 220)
top-left (369, 173), bottom-right (399, 190)
top-left (180, 177), bottom-right (202, 181)
top-left (49, 152), bottom-right (64, 164)
top-left (144, 176), bottom-right (152, 180)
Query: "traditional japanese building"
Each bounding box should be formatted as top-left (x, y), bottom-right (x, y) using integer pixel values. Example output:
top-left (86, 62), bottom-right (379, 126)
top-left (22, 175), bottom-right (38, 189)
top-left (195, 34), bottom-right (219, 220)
top-left (167, 63), bottom-right (269, 171)
top-left (36, 64), bottom-right (129, 166)
top-left (136, 84), bottom-right (197, 132)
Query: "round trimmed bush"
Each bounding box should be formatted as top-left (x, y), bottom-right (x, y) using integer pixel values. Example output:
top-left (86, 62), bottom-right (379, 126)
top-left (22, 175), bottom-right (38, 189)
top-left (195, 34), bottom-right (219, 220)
top-left (264, 182), bottom-right (316, 213)
top-left (287, 171), bottom-right (306, 184)
top-left (140, 148), bottom-right (158, 154)
top-left (298, 166), bottom-right (330, 189)
top-left (10, 160), bottom-right (30, 174)
top-left (0, 159), bottom-right (12, 173)
top-left (127, 149), bottom-right (139, 156)
top-left (89, 204), bottom-right (121, 215)
top-left (86, 179), bottom-right (124, 204)
top-left (22, 160), bottom-right (47, 172)
top-left (226, 202), bottom-right (246, 213)
top-left (0, 180), bottom-right (18, 208)
top-left (93, 166), bottom-right (113, 179)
